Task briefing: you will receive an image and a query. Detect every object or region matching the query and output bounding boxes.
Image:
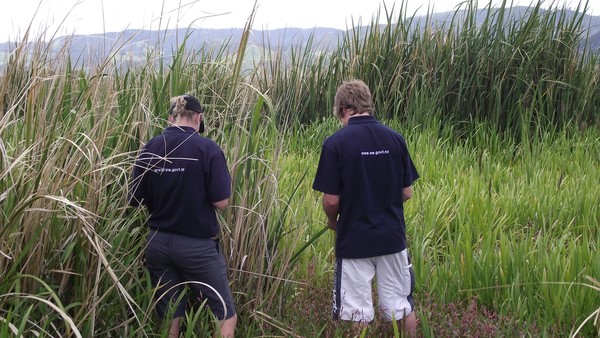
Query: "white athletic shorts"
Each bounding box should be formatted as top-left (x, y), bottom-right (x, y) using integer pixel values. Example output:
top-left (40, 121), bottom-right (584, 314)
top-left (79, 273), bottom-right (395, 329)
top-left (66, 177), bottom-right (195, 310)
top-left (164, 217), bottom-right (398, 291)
top-left (332, 249), bottom-right (415, 322)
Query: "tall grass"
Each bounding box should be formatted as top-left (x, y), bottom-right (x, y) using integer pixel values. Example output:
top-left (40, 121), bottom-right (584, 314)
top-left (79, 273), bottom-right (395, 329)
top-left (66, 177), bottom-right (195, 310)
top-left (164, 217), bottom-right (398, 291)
top-left (0, 0), bottom-right (598, 336)
top-left (405, 123), bottom-right (599, 336)
top-left (254, 1), bottom-right (600, 141)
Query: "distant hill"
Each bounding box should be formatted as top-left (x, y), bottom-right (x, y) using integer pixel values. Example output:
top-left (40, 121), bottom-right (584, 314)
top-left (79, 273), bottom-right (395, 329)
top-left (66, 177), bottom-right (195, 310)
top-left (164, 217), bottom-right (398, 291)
top-left (0, 27), bottom-right (343, 67)
top-left (1, 7), bottom-right (599, 67)
top-left (426, 6), bottom-right (600, 49)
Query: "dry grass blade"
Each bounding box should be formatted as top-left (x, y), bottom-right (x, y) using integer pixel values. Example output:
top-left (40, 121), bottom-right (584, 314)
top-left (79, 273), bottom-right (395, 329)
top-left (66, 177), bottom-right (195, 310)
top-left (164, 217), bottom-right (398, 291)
top-left (0, 293), bottom-right (82, 338)
top-left (0, 315), bottom-right (19, 336)
top-left (251, 310), bottom-right (302, 338)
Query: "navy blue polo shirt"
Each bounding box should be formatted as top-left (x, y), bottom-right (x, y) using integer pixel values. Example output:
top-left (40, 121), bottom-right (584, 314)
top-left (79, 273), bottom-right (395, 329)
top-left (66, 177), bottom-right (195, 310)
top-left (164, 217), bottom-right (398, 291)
top-left (312, 115), bottom-right (419, 258)
top-left (129, 126), bottom-right (231, 238)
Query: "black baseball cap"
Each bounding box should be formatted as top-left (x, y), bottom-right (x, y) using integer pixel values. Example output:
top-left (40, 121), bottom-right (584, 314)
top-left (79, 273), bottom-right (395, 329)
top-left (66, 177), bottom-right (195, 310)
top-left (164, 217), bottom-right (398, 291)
top-left (168, 94), bottom-right (205, 133)
top-left (168, 94), bottom-right (204, 115)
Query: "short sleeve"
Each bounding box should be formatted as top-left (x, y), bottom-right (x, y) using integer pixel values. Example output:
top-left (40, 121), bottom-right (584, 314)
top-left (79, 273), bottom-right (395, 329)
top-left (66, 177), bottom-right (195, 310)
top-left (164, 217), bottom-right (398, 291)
top-left (401, 140), bottom-right (419, 187)
top-left (206, 148), bottom-right (231, 202)
top-left (312, 141), bottom-right (341, 195)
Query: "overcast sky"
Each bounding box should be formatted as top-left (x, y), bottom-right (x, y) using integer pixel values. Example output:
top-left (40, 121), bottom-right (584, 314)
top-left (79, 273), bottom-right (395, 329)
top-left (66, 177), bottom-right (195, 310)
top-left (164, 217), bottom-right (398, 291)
top-left (0, 0), bottom-right (595, 42)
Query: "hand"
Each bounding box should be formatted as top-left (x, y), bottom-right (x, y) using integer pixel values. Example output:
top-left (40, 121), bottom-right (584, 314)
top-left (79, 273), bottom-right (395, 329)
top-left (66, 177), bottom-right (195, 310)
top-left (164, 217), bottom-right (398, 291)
top-left (327, 218), bottom-right (337, 231)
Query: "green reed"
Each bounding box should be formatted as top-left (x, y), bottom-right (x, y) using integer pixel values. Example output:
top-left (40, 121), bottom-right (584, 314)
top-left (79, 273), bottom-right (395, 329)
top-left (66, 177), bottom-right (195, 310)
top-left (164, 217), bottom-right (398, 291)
top-left (407, 124), bottom-right (599, 336)
top-left (254, 1), bottom-right (600, 141)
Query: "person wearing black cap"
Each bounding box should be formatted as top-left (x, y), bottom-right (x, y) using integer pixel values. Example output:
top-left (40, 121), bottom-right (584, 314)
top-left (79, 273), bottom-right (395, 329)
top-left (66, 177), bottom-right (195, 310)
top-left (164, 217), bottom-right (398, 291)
top-left (312, 80), bottom-right (419, 337)
top-left (129, 94), bottom-right (237, 337)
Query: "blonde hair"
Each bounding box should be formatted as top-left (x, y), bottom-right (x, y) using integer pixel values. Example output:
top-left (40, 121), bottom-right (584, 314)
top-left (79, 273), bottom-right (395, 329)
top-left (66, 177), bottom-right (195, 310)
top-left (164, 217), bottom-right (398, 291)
top-left (169, 95), bottom-right (202, 120)
top-left (333, 80), bottom-right (374, 118)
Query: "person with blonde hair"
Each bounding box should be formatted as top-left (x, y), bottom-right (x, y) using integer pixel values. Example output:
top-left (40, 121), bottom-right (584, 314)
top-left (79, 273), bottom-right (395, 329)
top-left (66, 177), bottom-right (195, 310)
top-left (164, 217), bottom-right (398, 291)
top-left (313, 80), bottom-right (419, 336)
top-left (129, 94), bottom-right (237, 337)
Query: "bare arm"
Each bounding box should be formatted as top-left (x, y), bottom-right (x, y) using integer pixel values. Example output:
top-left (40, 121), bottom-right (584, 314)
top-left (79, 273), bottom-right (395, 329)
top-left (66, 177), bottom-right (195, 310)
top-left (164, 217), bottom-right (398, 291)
top-left (402, 186), bottom-right (414, 202)
top-left (212, 198), bottom-right (229, 210)
top-left (322, 193), bottom-right (340, 231)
